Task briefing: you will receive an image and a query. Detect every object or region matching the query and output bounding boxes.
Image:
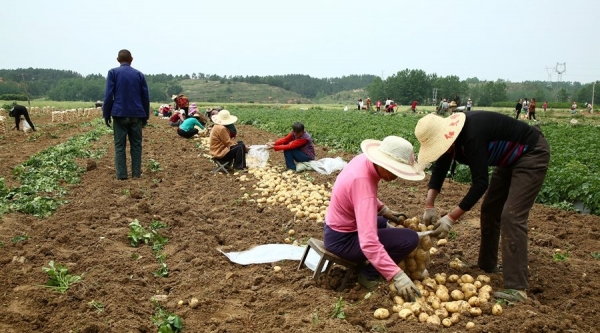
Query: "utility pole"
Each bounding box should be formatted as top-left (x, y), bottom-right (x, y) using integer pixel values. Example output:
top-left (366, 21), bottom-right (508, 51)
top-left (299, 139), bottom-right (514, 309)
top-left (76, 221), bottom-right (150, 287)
top-left (21, 74), bottom-right (31, 108)
top-left (593, 81), bottom-right (596, 111)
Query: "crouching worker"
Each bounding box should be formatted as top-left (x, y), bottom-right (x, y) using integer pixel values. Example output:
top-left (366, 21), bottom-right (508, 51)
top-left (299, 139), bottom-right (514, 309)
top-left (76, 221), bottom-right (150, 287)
top-left (266, 122), bottom-right (315, 172)
top-left (169, 110), bottom-right (185, 127)
top-left (324, 136), bottom-right (425, 301)
top-left (209, 110), bottom-right (249, 171)
top-left (9, 103), bottom-right (36, 131)
top-left (177, 113), bottom-right (205, 138)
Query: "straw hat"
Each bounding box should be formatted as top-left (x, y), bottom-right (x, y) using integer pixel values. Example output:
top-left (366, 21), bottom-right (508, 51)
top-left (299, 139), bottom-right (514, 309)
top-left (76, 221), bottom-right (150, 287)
top-left (360, 136), bottom-right (425, 181)
top-left (211, 109), bottom-right (238, 125)
top-left (171, 95), bottom-right (177, 100)
top-left (415, 113), bottom-right (466, 166)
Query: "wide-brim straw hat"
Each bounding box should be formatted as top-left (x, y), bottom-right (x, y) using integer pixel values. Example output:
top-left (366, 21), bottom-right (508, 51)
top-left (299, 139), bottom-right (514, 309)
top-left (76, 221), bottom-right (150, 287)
top-left (360, 136), bottom-right (425, 181)
top-left (415, 113), bottom-right (466, 166)
top-left (171, 95), bottom-right (177, 100)
top-left (211, 109), bottom-right (238, 125)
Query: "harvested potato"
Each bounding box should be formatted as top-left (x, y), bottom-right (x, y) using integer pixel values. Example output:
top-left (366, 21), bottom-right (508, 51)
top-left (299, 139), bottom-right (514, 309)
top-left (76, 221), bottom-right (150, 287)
top-left (392, 304), bottom-right (403, 313)
top-left (420, 236), bottom-right (433, 251)
top-left (468, 296), bottom-right (481, 307)
top-left (442, 318), bottom-right (453, 327)
top-left (426, 314), bottom-right (441, 325)
top-left (418, 312), bottom-right (429, 323)
top-left (476, 274), bottom-right (491, 284)
top-left (462, 283), bottom-right (478, 299)
top-left (451, 290), bottom-right (465, 300)
top-left (374, 308), bottom-right (390, 319)
top-left (437, 238), bottom-right (448, 246)
top-left (273, 266), bottom-right (282, 272)
top-left (288, 229), bottom-right (296, 236)
top-left (435, 308), bottom-right (449, 319)
top-left (398, 308), bottom-right (414, 320)
top-left (460, 274), bottom-right (475, 284)
top-left (469, 307), bottom-right (482, 317)
top-left (189, 297), bottom-right (199, 308)
top-left (436, 288), bottom-right (450, 302)
top-left (393, 295), bottom-right (405, 306)
top-left (466, 321), bottom-right (475, 329)
top-left (447, 274), bottom-right (460, 283)
top-left (492, 304), bottom-right (503, 316)
top-left (434, 273), bottom-right (447, 285)
top-left (450, 312), bottom-right (461, 324)
top-left (473, 280), bottom-right (483, 289)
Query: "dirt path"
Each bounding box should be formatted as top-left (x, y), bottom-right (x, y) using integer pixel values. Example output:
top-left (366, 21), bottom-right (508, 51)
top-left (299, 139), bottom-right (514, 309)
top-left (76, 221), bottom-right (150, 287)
top-left (0, 114), bottom-right (599, 333)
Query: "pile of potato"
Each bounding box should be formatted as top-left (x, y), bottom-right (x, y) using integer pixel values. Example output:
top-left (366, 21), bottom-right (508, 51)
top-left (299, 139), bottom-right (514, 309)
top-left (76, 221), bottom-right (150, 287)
top-left (393, 217), bottom-right (439, 280)
top-left (381, 273), bottom-right (502, 327)
top-left (245, 167), bottom-right (332, 224)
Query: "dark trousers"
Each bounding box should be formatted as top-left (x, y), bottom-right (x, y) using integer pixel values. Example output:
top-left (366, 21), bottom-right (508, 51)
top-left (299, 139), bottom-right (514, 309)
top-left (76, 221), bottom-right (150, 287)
top-left (283, 149), bottom-right (312, 170)
top-left (218, 141), bottom-right (247, 170)
top-left (14, 109), bottom-right (36, 131)
top-left (515, 110), bottom-right (522, 119)
top-left (528, 112), bottom-right (536, 120)
top-left (113, 117), bottom-right (143, 180)
top-left (324, 217), bottom-right (419, 280)
top-left (478, 134), bottom-right (550, 290)
top-left (177, 128), bottom-right (198, 138)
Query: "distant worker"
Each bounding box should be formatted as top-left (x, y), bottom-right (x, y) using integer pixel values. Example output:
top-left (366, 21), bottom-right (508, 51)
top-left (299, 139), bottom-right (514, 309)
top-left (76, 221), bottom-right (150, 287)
top-left (542, 101), bottom-right (548, 112)
top-left (172, 94), bottom-right (190, 116)
top-left (411, 100), bottom-right (418, 113)
top-left (466, 98), bottom-right (472, 112)
top-left (8, 103), bottom-right (36, 132)
top-left (436, 98), bottom-right (449, 115)
top-left (366, 97), bottom-right (372, 110)
top-left (375, 100), bottom-right (382, 112)
top-left (515, 99), bottom-right (523, 119)
top-left (571, 101), bottom-right (577, 115)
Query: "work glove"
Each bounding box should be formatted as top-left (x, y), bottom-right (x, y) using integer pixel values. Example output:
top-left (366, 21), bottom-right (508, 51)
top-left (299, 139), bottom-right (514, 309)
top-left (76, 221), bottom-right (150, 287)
top-left (104, 117), bottom-right (112, 128)
top-left (432, 215), bottom-right (454, 239)
top-left (422, 207), bottom-right (437, 226)
top-left (393, 271), bottom-right (422, 302)
top-left (379, 206), bottom-right (407, 224)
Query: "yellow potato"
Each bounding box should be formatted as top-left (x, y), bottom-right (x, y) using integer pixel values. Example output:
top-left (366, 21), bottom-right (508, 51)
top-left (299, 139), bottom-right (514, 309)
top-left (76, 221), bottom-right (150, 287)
top-left (469, 307), bottom-right (482, 317)
top-left (426, 314), bottom-right (441, 325)
top-left (451, 290), bottom-right (465, 301)
top-left (492, 304), bottom-right (503, 316)
top-left (374, 308), bottom-right (390, 319)
top-left (442, 318), bottom-right (453, 327)
top-left (466, 322), bottom-right (475, 330)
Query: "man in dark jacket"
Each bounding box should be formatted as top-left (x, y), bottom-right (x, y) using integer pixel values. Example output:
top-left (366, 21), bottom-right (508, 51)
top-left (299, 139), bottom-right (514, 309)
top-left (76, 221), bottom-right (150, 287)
top-left (9, 103), bottom-right (36, 131)
top-left (103, 49), bottom-right (150, 180)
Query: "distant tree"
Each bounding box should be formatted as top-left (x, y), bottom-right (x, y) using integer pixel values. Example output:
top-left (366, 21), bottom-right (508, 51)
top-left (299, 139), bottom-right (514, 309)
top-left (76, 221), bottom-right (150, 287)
top-left (557, 88), bottom-right (569, 102)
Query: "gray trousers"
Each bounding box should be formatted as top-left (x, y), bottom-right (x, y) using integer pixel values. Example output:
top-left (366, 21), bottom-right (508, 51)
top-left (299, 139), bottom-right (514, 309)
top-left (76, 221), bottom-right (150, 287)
top-left (113, 117), bottom-right (143, 179)
top-left (478, 133), bottom-right (550, 290)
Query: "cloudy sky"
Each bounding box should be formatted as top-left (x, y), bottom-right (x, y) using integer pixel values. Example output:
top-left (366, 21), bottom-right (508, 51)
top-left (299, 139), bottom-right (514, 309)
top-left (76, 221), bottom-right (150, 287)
top-left (2, 0), bottom-right (598, 83)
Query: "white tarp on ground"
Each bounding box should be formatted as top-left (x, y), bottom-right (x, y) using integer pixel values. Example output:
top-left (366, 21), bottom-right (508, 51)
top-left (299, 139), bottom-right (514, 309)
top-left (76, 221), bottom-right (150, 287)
top-left (308, 157), bottom-right (347, 175)
top-left (219, 244), bottom-right (323, 272)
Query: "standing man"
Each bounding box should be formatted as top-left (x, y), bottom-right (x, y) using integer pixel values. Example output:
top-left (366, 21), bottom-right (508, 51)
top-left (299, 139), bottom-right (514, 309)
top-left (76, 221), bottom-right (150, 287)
top-left (366, 97), bottom-right (372, 110)
top-left (103, 49), bottom-right (150, 180)
top-left (415, 112), bottom-right (550, 302)
top-left (9, 103), bottom-right (36, 131)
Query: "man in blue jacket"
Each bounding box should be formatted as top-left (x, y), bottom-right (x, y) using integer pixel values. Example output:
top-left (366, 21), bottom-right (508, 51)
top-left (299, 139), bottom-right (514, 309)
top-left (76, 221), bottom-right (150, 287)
top-left (103, 49), bottom-right (150, 180)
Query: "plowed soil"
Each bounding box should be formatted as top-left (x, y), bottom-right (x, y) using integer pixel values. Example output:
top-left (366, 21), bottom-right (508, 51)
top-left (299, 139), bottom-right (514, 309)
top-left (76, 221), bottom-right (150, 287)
top-left (1, 113), bottom-right (599, 333)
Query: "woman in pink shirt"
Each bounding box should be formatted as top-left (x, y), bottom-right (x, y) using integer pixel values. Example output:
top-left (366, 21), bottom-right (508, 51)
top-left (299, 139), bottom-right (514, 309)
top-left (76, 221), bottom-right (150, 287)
top-left (324, 136), bottom-right (425, 301)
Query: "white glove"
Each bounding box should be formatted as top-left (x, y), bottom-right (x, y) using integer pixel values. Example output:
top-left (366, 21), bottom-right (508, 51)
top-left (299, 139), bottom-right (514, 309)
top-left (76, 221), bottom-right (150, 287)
top-left (393, 271), bottom-right (422, 302)
top-left (432, 215), bottom-right (454, 238)
top-left (422, 207), bottom-right (437, 226)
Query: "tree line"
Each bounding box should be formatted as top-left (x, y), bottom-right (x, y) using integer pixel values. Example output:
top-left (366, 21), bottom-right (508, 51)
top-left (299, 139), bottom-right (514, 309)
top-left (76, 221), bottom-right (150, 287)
top-left (0, 68), bottom-right (597, 106)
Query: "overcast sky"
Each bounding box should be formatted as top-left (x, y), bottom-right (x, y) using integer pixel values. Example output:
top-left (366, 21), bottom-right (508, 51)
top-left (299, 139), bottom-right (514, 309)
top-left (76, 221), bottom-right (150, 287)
top-left (2, 0), bottom-right (598, 83)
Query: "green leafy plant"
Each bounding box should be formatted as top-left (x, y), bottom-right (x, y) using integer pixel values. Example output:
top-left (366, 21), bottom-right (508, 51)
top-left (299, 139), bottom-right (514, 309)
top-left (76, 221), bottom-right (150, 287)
top-left (552, 250), bottom-right (569, 262)
top-left (153, 262), bottom-right (169, 277)
top-left (12, 234), bottom-right (29, 243)
top-left (590, 252), bottom-right (600, 260)
top-left (128, 220), bottom-right (152, 247)
top-left (147, 159), bottom-right (162, 173)
top-left (312, 309), bottom-right (319, 325)
top-left (88, 300), bottom-right (104, 313)
top-left (151, 301), bottom-right (183, 333)
top-left (0, 241), bottom-right (4, 248)
top-left (42, 261), bottom-right (82, 293)
top-left (330, 297), bottom-right (346, 319)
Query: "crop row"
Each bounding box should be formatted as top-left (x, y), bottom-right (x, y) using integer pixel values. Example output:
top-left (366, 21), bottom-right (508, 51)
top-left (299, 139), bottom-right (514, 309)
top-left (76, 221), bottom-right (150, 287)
top-left (236, 109), bottom-right (600, 214)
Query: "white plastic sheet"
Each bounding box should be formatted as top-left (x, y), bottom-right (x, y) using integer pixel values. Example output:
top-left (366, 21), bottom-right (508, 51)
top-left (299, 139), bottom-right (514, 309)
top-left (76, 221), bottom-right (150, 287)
top-left (247, 145), bottom-right (270, 168)
top-left (309, 157), bottom-right (347, 175)
top-left (219, 244), bottom-right (324, 272)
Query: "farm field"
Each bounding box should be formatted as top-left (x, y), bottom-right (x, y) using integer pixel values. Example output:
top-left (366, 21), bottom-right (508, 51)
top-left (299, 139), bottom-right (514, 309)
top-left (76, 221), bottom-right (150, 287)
top-left (1, 107), bottom-right (600, 333)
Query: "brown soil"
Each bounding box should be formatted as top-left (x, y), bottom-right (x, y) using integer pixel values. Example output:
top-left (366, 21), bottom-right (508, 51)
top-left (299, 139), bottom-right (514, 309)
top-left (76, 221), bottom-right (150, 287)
top-left (1, 114), bottom-right (599, 333)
